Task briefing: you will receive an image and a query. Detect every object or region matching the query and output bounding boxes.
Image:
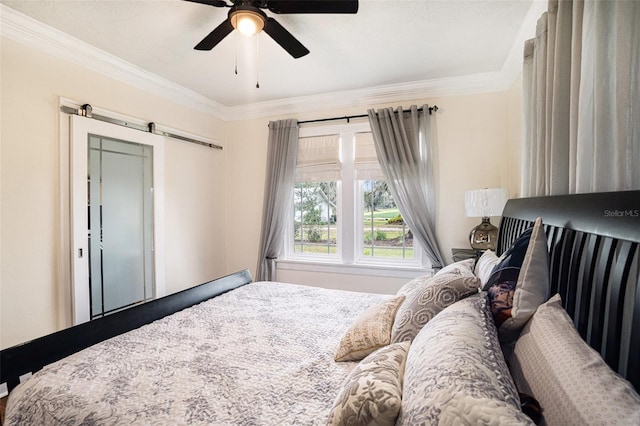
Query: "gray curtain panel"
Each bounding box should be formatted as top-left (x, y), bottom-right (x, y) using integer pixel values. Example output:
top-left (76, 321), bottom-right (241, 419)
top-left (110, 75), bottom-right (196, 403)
top-left (367, 105), bottom-right (445, 269)
top-left (256, 119), bottom-right (299, 281)
top-left (522, 0), bottom-right (640, 196)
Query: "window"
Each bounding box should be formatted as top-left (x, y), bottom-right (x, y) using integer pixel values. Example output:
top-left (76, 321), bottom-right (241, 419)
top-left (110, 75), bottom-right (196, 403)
top-left (286, 122), bottom-right (426, 271)
top-left (361, 179), bottom-right (413, 260)
top-left (293, 181), bottom-right (338, 255)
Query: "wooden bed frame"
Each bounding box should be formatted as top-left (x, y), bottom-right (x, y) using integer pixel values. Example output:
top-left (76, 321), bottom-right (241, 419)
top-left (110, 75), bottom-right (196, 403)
top-left (0, 269), bottom-right (253, 394)
top-left (498, 190), bottom-right (640, 390)
top-left (1, 191), bottom-right (638, 400)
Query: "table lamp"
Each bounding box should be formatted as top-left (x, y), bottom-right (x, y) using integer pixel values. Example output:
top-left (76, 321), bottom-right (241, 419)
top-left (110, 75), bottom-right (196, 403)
top-left (465, 188), bottom-right (508, 251)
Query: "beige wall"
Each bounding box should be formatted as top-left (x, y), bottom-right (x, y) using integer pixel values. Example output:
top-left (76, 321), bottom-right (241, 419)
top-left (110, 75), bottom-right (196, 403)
top-left (226, 82), bottom-right (523, 293)
top-left (0, 38), bottom-right (228, 349)
top-left (1, 34), bottom-right (524, 347)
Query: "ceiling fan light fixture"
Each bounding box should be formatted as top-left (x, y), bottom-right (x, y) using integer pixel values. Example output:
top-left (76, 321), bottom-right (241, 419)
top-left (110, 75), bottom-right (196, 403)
top-left (230, 8), bottom-right (266, 36)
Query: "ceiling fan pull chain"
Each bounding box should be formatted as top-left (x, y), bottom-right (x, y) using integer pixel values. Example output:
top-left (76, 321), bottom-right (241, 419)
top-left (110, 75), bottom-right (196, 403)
top-left (234, 29), bottom-right (238, 75)
top-left (256, 35), bottom-right (260, 89)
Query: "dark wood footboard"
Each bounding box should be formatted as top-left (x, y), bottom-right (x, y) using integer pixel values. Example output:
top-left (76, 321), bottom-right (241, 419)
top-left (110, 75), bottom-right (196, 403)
top-left (0, 269), bottom-right (252, 394)
top-left (497, 191), bottom-right (640, 390)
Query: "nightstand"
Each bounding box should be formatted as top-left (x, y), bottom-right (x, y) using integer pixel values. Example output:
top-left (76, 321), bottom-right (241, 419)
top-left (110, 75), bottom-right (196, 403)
top-left (451, 248), bottom-right (484, 262)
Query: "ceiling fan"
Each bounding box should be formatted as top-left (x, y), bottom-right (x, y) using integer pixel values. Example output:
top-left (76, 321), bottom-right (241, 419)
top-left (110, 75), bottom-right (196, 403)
top-left (184, 0), bottom-right (359, 58)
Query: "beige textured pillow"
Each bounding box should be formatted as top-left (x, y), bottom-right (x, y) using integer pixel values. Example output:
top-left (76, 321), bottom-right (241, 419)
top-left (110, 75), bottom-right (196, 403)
top-left (396, 275), bottom-right (431, 297)
top-left (327, 342), bottom-right (410, 426)
top-left (335, 295), bottom-right (406, 362)
top-left (510, 294), bottom-right (640, 426)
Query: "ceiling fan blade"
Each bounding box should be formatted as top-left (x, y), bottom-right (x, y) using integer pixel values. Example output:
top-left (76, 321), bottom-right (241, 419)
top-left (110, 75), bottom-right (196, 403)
top-left (194, 18), bottom-right (234, 50)
top-left (183, 0), bottom-right (228, 7)
top-left (267, 0), bottom-right (358, 14)
top-left (263, 18), bottom-right (310, 58)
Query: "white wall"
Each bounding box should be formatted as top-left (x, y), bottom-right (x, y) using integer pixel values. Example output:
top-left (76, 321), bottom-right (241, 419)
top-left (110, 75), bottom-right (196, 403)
top-left (226, 82), bottom-right (523, 294)
top-left (0, 37), bottom-right (228, 349)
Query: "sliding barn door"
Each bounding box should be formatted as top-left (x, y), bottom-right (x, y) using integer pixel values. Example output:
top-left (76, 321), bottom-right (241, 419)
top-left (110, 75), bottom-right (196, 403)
top-left (71, 115), bottom-right (165, 325)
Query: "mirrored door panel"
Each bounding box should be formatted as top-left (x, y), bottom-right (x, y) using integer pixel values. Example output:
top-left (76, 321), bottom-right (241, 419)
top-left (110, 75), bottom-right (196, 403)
top-left (71, 115), bottom-right (165, 325)
top-left (88, 136), bottom-right (154, 318)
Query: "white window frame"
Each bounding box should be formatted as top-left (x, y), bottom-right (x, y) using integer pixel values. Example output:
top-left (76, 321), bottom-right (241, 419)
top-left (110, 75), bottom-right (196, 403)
top-left (287, 125), bottom-right (344, 263)
top-left (282, 122), bottom-right (429, 276)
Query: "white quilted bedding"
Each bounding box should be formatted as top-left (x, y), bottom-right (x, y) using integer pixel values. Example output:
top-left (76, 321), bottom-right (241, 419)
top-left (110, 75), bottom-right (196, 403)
top-left (6, 281), bottom-right (388, 425)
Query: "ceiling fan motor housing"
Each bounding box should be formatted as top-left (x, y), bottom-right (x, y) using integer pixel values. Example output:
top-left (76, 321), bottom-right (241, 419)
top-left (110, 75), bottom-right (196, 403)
top-left (188, 0), bottom-right (359, 58)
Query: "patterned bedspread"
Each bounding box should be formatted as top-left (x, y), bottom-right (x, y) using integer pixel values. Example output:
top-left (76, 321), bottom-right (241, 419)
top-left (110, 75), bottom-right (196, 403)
top-left (6, 282), bottom-right (388, 425)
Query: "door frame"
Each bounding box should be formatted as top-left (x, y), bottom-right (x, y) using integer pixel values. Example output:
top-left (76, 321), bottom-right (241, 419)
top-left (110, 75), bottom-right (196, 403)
top-left (70, 115), bottom-right (165, 325)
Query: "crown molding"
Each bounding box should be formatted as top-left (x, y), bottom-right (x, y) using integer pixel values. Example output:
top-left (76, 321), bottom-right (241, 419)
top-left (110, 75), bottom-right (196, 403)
top-left (0, 5), bottom-right (230, 120)
top-left (224, 71), bottom-right (512, 121)
top-left (1, 3), bottom-right (538, 123)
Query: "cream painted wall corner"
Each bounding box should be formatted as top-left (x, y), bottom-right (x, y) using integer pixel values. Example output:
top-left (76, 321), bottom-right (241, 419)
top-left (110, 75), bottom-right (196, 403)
top-left (0, 37), bottom-right (227, 349)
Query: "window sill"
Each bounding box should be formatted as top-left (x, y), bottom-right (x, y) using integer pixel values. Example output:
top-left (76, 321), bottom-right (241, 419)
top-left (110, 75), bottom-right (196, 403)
top-left (276, 259), bottom-right (432, 279)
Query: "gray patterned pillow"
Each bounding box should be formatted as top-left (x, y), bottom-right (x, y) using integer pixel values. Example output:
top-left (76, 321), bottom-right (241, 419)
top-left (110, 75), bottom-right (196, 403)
top-left (398, 294), bottom-right (533, 425)
top-left (510, 294), bottom-right (640, 425)
top-left (434, 258), bottom-right (476, 277)
top-left (335, 295), bottom-right (406, 361)
top-left (391, 273), bottom-right (480, 343)
top-left (327, 342), bottom-right (410, 426)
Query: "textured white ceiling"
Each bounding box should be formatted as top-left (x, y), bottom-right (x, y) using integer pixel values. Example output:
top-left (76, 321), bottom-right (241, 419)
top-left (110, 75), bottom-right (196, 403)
top-left (2, 0), bottom-right (536, 107)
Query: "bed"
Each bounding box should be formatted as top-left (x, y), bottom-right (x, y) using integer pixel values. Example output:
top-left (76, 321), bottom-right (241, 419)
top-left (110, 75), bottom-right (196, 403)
top-left (1, 190), bottom-right (639, 425)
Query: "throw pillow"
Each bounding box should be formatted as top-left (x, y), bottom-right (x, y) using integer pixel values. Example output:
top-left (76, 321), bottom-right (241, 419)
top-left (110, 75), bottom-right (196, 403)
top-left (474, 249), bottom-right (501, 287)
top-left (397, 294), bottom-right (533, 425)
top-left (396, 275), bottom-right (431, 297)
top-left (327, 342), bottom-right (410, 426)
top-left (509, 294), bottom-right (640, 425)
top-left (487, 217), bottom-right (550, 342)
top-left (483, 227), bottom-right (533, 291)
top-left (434, 258), bottom-right (475, 278)
top-left (391, 273), bottom-right (480, 343)
top-left (335, 295), bottom-right (405, 362)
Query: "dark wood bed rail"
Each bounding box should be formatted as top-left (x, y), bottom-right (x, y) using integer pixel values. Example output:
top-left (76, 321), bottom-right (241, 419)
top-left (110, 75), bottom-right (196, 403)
top-left (497, 191), bottom-right (640, 390)
top-left (0, 269), bottom-right (253, 394)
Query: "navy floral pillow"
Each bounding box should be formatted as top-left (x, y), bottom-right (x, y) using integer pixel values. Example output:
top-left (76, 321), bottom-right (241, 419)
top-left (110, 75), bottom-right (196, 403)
top-left (483, 226), bottom-right (533, 291)
top-left (488, 280), bottom-right (516, 327)
top-left (485, 225), bottom-right (533, 327)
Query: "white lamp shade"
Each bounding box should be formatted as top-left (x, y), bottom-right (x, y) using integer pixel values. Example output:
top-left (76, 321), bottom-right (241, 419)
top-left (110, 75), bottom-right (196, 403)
top-left (465, 188), bottom-right (508, 217)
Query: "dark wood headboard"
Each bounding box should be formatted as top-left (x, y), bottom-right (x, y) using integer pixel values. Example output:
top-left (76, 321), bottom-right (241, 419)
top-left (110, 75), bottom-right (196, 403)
top-left (497, 190), bottom-right (640, 390)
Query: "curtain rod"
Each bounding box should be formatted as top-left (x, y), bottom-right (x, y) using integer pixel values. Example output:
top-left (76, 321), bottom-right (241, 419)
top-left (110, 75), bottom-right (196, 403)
top-left (298, 105), bottom-right (439, 125)
top-left (60, 104), bottom-right (223, 150)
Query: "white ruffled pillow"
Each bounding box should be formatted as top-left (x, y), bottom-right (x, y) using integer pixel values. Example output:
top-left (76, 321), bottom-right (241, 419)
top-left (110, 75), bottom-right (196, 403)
top-left (474, 250), bottom-right (500, 286)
